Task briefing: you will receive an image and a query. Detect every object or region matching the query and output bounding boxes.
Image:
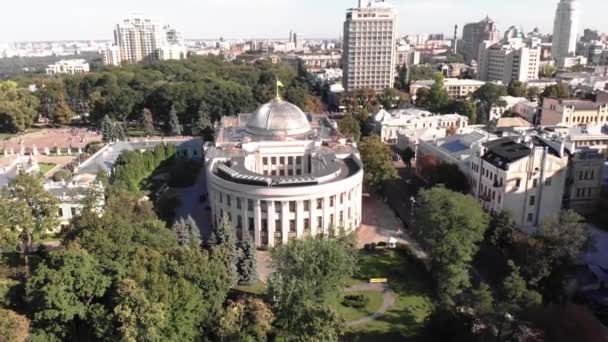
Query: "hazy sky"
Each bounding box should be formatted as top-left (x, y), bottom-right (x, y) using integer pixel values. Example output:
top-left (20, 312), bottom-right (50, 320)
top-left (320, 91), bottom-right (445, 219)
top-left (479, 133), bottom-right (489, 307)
top-left (1, 0), bottom-right (607, 41)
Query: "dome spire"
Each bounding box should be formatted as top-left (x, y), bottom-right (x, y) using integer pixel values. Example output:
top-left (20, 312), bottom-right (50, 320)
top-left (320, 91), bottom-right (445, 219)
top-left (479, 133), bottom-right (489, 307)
top-left (275, 76), bottom-right (284, 101)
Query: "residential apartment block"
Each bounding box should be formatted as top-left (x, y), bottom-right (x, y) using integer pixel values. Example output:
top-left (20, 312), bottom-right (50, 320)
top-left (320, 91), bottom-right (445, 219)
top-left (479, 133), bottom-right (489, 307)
top-left (417, 131), bottom-right (570, 230)
top-left (478, 40), bottom-right (541, 84)
top-left (471, 137), bottom-right (568, 230)
top-left (563, 148), bottom-right (604, 215)
top-left (103, 16), bottom-right (186, 65)
top-left (461, 16), bottom-right (501, 62)
top-left (342, 0), bottom-right (397, 92)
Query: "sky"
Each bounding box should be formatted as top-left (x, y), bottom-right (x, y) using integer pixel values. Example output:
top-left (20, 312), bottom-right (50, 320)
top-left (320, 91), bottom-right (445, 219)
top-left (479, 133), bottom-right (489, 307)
top-left (1, 0), bottom-right (607, 42)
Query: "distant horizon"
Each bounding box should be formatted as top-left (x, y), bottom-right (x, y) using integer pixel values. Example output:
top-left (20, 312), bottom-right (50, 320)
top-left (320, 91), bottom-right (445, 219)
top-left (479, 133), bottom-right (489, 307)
top-left (1, 0), bottom-right (607, 42)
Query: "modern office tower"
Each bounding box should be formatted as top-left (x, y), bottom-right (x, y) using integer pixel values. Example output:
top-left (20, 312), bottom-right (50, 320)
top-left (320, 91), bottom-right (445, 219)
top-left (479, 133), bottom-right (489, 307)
top-left (461, 16), bottom-right (501, 63)
top-left (342, 0), bottom-right (398, 92)
top-left (478, 40), bottom-right (541, 84)
top-left (552, 0), bottom-right (580, 64)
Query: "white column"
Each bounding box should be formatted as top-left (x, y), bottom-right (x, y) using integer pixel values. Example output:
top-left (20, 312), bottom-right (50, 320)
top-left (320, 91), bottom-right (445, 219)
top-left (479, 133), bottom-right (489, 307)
top-left (322, 196), bottom-right (330, 236)
top-left (267, 201), bottom-right (275, 247)
top-left (254, 200), bottom-right (261, 247)
top-left (296, 200), bottom-right (304, 239)
top-left (241, 197), bottom-right (248, 240)
top-left (281, 201), bottom-right (289, 244)
top-left (333, 194), bottom-right (339, 234)
top-left (310, 199), bottom-right (317, 237)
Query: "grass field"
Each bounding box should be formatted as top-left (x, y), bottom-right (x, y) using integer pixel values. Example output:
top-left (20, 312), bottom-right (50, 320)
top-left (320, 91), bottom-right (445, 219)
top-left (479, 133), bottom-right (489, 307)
top-left (38, 162), bottom-right (57, 175)
top-left (329, 290), bottom-right (384, 322)
top-left (344, 249), bottom-right (434, 341)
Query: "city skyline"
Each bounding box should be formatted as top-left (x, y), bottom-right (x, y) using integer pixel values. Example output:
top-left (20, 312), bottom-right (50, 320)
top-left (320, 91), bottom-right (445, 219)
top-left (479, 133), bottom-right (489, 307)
top-left (2, 0), bottom-right (608, 42)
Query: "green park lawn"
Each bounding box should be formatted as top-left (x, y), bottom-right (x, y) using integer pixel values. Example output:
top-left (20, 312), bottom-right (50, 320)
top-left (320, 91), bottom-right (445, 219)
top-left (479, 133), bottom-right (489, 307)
top-left (329, 290), bottom-right (384, 322)
top-left (38, 162), bottom-right (57, 175)
top-left (344, 249), bottom-right (434, 341)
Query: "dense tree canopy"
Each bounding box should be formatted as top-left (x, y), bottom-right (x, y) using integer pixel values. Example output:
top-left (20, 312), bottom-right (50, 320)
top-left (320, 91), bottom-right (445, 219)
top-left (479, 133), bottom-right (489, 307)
top-left (0, 81), bottom-right (39, 132)
top-left (415, 187), bottom-right (488, 303)
top-left (268, 238), bottom-right (356, 341)
top-left (358, 135), bottom-right (398, 188)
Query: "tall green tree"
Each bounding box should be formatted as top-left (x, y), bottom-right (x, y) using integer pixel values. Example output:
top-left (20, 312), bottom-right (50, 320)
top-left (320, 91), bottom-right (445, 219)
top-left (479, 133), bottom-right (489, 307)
top-left (542, 82), bottom-right (571, 99)
top-left (26, 244), bottom-right (112, 340)
top-left (36, 80), bottom-right (75, 125)
top-left (415, 187), bottom-right (488, 303)
top-left (268, 238), bottom-right (356, 341)
top-left (358, 135), bottom-right (398, 188)
top-left (428, 73), bottom-right (450, 113)
top-left (0, 309), bottom-right (30, 342)
top-left (142, 108), bottom-right (155, 137)
top-left (192, 102), bottom-right (214, 141)
top-left (447, 100), bottom-right (477, 124)
top-left (507, 80), bottom-right (527, 98)
top-left (219, 298), bottom-right (274, 341)
top-left (409, 65), bottom-right (436, 82)
top-left (338, 114), bottom-right (361, 141)
top-left (0, 80), bottom-right (39, 132)
top-left (209, 213), bottom-right (238, 286)
top-left (236, 233), bottom-right (257, 285)
top-left (172, 215), bottom-right (201, 247)
top-left (1, 172), bottom-right (58, 275)
top-left (167, 104), bottom-right (182, 136)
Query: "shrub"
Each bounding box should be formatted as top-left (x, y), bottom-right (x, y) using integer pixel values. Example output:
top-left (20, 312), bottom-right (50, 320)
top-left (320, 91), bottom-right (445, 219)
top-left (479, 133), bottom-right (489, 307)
top-left (52, 169), bottom-right (72, 182)
top-left (377, 241), bottom-right (387, 248)
top-left (342, 294), bottom-right (369, 309)
top-left (370, 243), bottom-right (377, 251)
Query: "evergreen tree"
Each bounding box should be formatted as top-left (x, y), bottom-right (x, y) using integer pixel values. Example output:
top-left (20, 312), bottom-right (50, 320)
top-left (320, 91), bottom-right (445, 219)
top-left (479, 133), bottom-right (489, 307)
top-left (192, 102), bottom-right (214, 141)
top-left (212, 213), bottom-right (238, 286)
top-left (237, 233), bottom-right (257, 285)
top-left (100, 115), bottom-right (114, 142)
top-left (168, 105), bottom-right (182, 136)
top-left (428, 72), bottom-right (450, 113)
top-left (172, 216), bottom-right (201, 247)
top-left (142, 108), bottom-right (155, 137)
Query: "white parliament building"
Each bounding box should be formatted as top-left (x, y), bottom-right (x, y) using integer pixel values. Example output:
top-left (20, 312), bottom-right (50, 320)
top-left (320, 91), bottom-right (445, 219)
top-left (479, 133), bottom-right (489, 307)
top-left (205, 98), bottom-right (364, 248)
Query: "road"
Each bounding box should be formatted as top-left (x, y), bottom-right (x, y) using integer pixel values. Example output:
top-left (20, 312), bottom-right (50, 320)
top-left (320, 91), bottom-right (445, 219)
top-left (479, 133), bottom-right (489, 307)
top-left (175, 167), bottom-right (214, 240)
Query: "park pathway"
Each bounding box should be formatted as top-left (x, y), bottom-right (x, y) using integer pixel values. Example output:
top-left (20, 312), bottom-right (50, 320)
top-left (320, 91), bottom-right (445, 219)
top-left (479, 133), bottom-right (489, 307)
top-left (345, 283), bottom-right (396, 326)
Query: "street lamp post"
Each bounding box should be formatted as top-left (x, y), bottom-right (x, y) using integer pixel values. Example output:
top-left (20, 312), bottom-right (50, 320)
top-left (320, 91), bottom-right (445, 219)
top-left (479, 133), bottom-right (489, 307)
top-left (410, 196), bottom-right (416, 224)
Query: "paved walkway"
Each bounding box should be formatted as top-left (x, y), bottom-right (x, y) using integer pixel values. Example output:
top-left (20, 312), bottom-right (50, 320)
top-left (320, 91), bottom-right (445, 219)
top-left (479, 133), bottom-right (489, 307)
top-left (345, 283), bottom-right (396, 326)
top-left (357, 192), bottom-right (430, 268)
top-left (175, 168), bottom-right (214, 240)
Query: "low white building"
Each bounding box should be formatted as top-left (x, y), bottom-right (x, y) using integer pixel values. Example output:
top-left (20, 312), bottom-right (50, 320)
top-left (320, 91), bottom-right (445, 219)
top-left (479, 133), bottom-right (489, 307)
top-left (544, 125), bottom-right (608, 154)
top-left (513, 100), bottom-right (539, 124)
top-left (417, 131), bottom-right (570, 231)
top-left (490, 96), bottom-right (530, 121)
top-left (409, 78), bottom-right (486, 99)
top-left (157, 45), bottom-right (187, 61)
top-left (45, 181), bottom-right (105, 230)
top-left (374, 108), bottom-right (469, 143)
top-left (46, 59), bottom-right (90, 75)
top-left (561, 55), bottom-right (588, 68)
top-left (471, 136), bottom-right (568, 231)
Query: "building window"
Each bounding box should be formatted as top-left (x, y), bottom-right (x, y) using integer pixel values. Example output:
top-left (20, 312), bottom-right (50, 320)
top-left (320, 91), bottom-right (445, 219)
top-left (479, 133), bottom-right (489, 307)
top-left (532, 179), bottom-right (537, 188)
top-left (527, 213), bottom-right (533, 222)
top-left (304, 218), bottom-right (310, 231)
top-left (248, 199), bottom-right (253, 211)
top-left (71, 207), bottom-right (77, 216)
top-left (316, 199), bottom-right (323, 210)
top-left (515, 178), bottom-right (521, 188)
top-left (237, 198), bottom-right (241, 209)
top-left (58, 208), bottom-right (64, 217)
top-left (529, 196), bottom-right (535, 206)
top-left (289, 201), bottom-right (296, 212)
top-left (227, 195), bottom-right (231, 207)
top-left (544, 178), bottom-right (552, 187)
top-left (330, 196), bottom-right (335, 207)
